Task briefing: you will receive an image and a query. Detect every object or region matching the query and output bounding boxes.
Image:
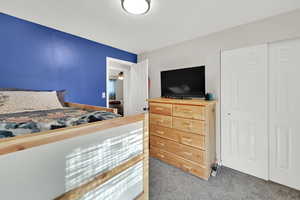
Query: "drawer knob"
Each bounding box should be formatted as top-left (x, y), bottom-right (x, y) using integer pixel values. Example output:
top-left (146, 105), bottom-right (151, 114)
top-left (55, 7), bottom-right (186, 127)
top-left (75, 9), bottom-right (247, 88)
top-left (158, 142), bottom-right (165, 146)
top-left (158, 154), bottom-right (165, 158)
top-left (156, 130), bottom-right (165, 135)
top-left (155, 107), bottom-right (163, 110)
top-left (182, 165), bottom-right (192, 171)
top-left (185, 124), bottom-right (193, 129)
top-left (183, 152), bottom-right (193, 156)
top-left (182, 138), bottom-right (192, 142)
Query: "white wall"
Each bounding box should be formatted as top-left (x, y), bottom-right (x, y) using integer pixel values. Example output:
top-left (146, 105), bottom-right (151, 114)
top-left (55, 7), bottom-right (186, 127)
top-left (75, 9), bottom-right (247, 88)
top-left (138, 9), bottom-right (300, 163)
top-left (109, 61), bottom-right (131, 71)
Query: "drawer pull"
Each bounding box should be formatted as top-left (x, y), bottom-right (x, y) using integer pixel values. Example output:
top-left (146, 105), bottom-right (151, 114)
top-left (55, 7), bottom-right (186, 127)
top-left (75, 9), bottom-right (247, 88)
top-left (182, 138), bottom-right (192, 142)
top-left (183, 152), bottom-right (193, 156)
top-left (175, 108), bottom-right (192, 113)
top-left (182, 109), bottom-right (192, 113)
top-left (158, 142), bottom-right (165, 147)
top-left (156, 130), bottom-right (165, 135)
top-left (158, 154), bottom-right (165, 158)
top-left (182, 122), bottom-right (192, 127)
top-left (155, 107), bottom-right (164, 110)
top-left (182, 165), bottom-right (192, 170)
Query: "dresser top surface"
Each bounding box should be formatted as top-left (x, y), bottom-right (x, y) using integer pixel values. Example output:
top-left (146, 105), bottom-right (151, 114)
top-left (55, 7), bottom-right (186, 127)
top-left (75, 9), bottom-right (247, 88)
top-left (148, 98), bottom-right (216, 106)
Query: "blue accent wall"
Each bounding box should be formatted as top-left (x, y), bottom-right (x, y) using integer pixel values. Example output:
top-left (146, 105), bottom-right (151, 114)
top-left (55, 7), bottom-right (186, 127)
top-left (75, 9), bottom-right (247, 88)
top-left (0, 13), bottom-right (137, 106)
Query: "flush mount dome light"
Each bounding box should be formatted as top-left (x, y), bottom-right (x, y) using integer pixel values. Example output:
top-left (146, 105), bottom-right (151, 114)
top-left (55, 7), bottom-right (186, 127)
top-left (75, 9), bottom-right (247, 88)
top-left (118, 72), bottom-right (124, 80)
top-left (121, 0), bottom-right (151, 15)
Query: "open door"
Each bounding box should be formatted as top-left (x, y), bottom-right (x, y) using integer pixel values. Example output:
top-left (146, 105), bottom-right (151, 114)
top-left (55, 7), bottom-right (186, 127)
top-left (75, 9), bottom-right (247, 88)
top-left (127, 60), bottom-right (149, 115)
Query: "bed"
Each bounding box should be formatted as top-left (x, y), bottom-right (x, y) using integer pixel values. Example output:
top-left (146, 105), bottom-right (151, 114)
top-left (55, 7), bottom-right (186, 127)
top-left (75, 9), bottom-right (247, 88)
top-left (0, 90), bottom-right (149, 200)
top-left (0, 105), bottom-right (121, 138)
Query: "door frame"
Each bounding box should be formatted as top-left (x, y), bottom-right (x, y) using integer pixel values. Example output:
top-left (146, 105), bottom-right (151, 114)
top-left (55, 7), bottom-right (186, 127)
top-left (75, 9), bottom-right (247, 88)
top-left (106, 57), bottom-right (134, 115)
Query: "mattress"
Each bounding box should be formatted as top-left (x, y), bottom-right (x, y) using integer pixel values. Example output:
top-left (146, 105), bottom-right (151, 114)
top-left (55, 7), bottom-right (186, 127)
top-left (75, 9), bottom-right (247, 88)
top-left (0, 107), bottom-right (120, 138)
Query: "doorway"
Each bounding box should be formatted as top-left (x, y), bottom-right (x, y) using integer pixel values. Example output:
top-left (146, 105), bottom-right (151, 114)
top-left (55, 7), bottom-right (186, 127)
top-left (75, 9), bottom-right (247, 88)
top-left (106, 57), bottom-right (149, 116)
top-left (108, 69), bottom-right (125, 115)
top-left (106, 57), bottom-right (132, 116)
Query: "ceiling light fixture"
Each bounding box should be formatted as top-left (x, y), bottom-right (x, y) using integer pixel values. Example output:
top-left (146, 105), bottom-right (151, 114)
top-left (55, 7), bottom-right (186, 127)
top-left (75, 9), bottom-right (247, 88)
top-left (121, 0), bottom-right (151, 15)
top-left (118, 72), bottom-right (124, 80)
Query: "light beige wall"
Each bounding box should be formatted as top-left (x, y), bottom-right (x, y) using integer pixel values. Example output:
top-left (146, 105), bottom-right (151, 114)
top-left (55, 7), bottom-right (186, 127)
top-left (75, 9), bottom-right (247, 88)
top-left (138, 9), bottom-right (300, 162)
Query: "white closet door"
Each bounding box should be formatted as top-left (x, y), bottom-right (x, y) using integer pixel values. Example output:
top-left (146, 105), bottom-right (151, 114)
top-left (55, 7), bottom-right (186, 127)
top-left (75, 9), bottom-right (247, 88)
top-left (221, 45), bottom-right (268, 180)
top-left (269, 39), bottom-right (300, 190)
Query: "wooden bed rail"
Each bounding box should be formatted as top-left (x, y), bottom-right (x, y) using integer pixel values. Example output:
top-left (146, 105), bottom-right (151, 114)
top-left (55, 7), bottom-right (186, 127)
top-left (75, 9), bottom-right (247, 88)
top-left (0, 113), bottom-right (149, 200)
top-left (0, 114), bottom-right (145, 156)
top-left (64, 102), bottom-right (118, 114)
top-left (0, 103), bottom-right (149, 200)
top-left (55, 154), bottom-right (144, 200)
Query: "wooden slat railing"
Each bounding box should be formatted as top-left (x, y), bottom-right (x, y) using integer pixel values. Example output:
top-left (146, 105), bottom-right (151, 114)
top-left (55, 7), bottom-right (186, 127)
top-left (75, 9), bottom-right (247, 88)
top-left (55, 154), bottom-right (144, 200)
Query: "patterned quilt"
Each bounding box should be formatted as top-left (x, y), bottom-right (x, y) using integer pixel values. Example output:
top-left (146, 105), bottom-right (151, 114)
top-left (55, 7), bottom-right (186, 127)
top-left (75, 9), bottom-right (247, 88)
top-left (0, 108), bottom-right (121, 139)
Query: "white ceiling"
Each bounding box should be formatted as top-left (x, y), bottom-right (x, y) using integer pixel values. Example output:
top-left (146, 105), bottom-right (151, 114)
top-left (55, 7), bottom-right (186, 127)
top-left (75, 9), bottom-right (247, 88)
top-left (1, 0), bottom-right (300, 54)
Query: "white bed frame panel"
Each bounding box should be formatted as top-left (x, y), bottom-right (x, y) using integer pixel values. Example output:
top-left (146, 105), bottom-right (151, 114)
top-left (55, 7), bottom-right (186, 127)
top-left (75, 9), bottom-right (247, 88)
top-left (0, 121), bottom-right (144, 200)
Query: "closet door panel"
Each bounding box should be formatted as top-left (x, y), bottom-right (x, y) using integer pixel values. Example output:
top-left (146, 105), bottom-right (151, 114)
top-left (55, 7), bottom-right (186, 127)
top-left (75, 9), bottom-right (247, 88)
top-left (269, 39), bottom-right (300, 190)
top-left (221, 44), bottom-right (268, 180)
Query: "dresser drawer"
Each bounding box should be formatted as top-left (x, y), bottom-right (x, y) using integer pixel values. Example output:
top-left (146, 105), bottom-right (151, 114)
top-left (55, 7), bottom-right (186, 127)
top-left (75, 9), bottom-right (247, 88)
top-left (150, 125), bottom-right (206, 150)
top-left (173, 117), bottom-right (206, 135)
top-left (150, 103), bottom-right (172, 115)
top-left (150, 125), bottom-right (179, 141)
top-left (173, 105), bottom-right (205, 120)
top-left (150, 114), bottom-right (172, 128)
top-left (150, 147), bottom-right (208, 179)
top-left (150, 135), bottom-right (205, 164)
top-left (177, 130), bottom-right (206, 150)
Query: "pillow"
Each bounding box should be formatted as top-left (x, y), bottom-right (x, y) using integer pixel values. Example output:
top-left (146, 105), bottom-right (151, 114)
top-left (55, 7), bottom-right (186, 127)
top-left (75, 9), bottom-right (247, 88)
top-left (0, 91), bottom-right (63, 114)
top-left (0, 88), bottom-right (66, 106)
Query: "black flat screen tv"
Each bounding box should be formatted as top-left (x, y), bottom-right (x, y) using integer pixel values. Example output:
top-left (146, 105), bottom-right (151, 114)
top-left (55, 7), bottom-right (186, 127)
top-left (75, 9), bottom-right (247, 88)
top-left (161, 66), bottom-right (205, 98)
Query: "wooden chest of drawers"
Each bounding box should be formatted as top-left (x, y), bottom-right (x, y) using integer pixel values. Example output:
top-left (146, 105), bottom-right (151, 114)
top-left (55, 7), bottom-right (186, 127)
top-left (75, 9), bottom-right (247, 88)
top-left (148, 98), bottom-right (216, 180)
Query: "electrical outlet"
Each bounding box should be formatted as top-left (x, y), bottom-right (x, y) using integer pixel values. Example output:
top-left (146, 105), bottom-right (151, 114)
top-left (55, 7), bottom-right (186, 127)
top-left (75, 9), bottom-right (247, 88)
top-left (102, 92), bottom-right (106, 99)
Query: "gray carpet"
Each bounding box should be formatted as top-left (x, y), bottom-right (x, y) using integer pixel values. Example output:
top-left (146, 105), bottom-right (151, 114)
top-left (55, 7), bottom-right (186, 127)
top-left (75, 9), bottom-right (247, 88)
top-left (149, 158), bottom-right (300, 200)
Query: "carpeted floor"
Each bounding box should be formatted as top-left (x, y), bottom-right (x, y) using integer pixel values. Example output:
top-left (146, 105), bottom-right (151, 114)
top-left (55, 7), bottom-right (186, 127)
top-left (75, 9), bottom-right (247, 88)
top-left (149, 158), bottom-right (300, 200)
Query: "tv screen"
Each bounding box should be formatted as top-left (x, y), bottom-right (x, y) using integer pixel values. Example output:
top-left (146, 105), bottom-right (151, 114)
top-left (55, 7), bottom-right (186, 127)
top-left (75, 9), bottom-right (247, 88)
top-left (161, 66), bottom-right (205, 98)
